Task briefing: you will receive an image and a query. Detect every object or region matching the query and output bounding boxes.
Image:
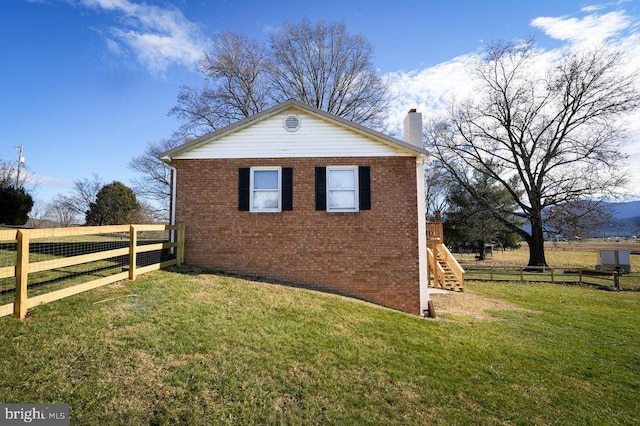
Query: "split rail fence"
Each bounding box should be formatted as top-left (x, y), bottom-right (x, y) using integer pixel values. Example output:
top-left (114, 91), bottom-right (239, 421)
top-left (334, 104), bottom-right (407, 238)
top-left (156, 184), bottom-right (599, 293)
top-left (459, 264), bottom-right (636, 289)
top-left (0, 224), bottom-right (184, 319)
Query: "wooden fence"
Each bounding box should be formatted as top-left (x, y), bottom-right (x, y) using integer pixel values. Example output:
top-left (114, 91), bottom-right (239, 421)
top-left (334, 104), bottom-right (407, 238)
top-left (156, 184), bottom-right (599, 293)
top-left (0, 224), bottom-right (184, 319)
top-left (460, 264), bottom-right (627, 288)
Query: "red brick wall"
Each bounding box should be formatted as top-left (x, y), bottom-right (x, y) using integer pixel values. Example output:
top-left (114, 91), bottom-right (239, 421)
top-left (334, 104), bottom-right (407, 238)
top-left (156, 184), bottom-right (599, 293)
top-left (173, 157), bottom-right (421, 315)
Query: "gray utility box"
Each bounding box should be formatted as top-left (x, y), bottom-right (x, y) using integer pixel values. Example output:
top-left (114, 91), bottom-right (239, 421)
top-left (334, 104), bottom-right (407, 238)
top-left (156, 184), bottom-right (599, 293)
top-left (595, 250), bottom-right (631, 274)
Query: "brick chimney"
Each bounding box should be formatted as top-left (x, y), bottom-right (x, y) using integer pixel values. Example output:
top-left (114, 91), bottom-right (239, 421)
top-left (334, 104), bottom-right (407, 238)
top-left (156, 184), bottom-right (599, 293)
top-left (403, 108), bottom-right (423, 148)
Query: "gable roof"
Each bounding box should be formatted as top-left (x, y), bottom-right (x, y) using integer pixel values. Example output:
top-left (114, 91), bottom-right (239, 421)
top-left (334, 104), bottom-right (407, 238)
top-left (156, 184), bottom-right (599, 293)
top-left (159, 99), bottom-right (428, 162)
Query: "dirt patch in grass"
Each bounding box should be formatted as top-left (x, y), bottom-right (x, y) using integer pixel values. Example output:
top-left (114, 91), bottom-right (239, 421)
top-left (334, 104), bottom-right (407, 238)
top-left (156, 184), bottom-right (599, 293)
top-left (430, 291), bottom-right (535, 320)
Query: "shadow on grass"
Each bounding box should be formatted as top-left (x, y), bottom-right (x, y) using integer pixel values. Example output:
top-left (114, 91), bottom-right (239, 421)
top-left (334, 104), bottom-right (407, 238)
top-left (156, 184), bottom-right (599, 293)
top-left (164, 265), bottom-right (395, 312)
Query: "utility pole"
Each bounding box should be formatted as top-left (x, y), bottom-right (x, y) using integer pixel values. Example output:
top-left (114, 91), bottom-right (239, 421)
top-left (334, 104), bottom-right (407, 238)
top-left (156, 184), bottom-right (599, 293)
top-left (15, 144), bottom-right (24, 187)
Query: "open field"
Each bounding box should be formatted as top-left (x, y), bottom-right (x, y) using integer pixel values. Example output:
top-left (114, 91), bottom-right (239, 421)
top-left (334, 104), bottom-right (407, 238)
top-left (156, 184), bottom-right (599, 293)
top-left (453, 241), bottom-right (640, 290)
top-left (1, 269), bottom-right (639, 424)
top-left (454, 240), bottom-right (640, 270)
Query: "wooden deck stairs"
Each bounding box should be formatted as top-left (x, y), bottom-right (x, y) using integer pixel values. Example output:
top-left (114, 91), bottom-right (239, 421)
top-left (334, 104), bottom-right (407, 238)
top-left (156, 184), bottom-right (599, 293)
top-left (426, 222), bottom-right (465, 292)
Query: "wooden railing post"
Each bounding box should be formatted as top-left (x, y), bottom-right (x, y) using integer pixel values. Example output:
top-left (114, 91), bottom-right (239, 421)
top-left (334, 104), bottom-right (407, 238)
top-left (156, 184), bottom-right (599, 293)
top-left (129, 225), bottom-right (138, 280)
top-left (177, 225), bottom-right (185, 267)
top-left (15, 230), bottom-right (29, 319)
top-left (427, 239), bottom-right (440, 288)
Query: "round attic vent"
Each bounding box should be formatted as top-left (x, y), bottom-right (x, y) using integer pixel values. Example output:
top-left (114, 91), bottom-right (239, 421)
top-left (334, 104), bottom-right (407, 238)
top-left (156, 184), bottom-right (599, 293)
top-left (283, 114), bottom-right (301, 132)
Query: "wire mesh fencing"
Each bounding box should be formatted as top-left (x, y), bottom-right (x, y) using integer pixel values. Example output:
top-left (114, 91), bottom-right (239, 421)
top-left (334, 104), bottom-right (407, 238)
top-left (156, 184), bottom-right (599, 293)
top-left (0, 224), bottom-right (184, 319)
top-left (26, 229), bottom-right (132, 299)
top-left (0, 230), bottom-right (18, 309)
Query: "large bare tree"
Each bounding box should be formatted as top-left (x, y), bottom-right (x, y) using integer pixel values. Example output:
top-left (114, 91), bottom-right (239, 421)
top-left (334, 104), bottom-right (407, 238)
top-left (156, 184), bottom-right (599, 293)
top-left (426, 39), bottom-right (640, 267)
top-left (170, 32), bottom-right (271, 138)
top-left (268, 19), bottom-right (389, 129)
top-left (131, 18), bottom-right (390, 213)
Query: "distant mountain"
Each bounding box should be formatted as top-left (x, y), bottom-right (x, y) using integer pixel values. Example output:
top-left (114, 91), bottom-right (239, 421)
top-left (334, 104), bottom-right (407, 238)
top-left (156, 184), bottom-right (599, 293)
top-left (596, 201), bottom-right (639, 237)
top-left (605, 201), bottom-right (640, 220)
top-left (523, 201), bottom-right (640, 238)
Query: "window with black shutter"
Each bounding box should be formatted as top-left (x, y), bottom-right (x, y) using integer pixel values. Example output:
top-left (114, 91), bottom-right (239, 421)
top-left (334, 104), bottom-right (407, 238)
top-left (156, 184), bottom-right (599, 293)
top-left (238, 166), bottom-right (292, 212)
top-left (315, 165), bottom-right (371, 212)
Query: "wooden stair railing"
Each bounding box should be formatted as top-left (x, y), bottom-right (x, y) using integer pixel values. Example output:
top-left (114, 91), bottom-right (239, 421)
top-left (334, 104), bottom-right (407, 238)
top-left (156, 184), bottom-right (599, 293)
top-left (427, 238), bottom-right (465, 291)
top-left (427, 247), bottom-right (446, 289)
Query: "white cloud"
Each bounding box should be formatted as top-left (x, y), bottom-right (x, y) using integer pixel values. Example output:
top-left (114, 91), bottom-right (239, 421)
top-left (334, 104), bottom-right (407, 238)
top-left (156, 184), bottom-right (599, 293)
top-left (530, 11), bottom-right (630, 46)
top-left (74, 0), bottom-right (206, 75)
top-left (385, 5), bottom-right (640, 196)
top-left (384, 55), bottom-right (477, 136)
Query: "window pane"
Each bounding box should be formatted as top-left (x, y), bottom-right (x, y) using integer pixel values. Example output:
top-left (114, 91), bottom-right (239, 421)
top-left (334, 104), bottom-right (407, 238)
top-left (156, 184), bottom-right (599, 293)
top-left (329, 170), bottom-right (355, 189)
top-left (329, 190), bottom-right (356, 209)
top-left (254, 170), bottom-right (279, 189)
top-left (253, 191), bottom-right (279, 209)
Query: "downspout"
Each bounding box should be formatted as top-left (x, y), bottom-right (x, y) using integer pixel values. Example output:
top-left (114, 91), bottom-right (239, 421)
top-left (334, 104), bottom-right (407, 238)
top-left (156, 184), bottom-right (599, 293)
top-left (165, 162), bottom-right (177, 252)
top-left (167, 163), bottom-right (177, 227)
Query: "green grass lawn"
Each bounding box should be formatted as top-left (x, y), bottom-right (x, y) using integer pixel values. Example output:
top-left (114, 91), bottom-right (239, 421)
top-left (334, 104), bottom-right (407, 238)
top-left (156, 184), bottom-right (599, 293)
top-left (1, 269), bottom-right (638, 425)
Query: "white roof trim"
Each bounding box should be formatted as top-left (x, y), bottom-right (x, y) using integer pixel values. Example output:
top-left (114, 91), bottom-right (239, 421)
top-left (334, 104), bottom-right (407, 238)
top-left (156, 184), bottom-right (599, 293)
top-left (160, 99), bottom-right (429, 162)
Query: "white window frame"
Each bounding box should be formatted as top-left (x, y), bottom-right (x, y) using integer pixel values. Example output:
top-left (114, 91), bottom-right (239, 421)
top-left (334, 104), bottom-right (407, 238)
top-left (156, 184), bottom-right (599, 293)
top-left (250, 166), bottom-right (282, 213)
top-left (326, 166), bottom-right (359, 213)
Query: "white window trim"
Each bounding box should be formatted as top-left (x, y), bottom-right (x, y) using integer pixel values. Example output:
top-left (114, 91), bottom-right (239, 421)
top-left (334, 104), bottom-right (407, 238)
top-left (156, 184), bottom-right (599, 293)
top-left (326, 165), bottom-right (359, 213)
top-left (250, 166), bottom-right (282, 213)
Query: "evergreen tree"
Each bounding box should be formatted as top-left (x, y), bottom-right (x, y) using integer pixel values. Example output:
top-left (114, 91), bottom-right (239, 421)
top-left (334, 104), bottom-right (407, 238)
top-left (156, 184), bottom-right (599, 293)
top-left (85, 182), bottom-right (138, 225)
top-left (444, 172), bottom-right (521, 260)
top-left (0, 186), bottom-right (34, 226)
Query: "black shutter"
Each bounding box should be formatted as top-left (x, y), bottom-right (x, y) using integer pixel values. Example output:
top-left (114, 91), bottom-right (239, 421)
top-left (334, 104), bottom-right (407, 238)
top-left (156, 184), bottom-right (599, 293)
top-left (359, 166), bottom-right (371, 210)
top-left (282, 167), bottom-right (293, 211)
top-left (315, 167), bottom-right (326, 210)
top-left (238, 168), bottom-right (250, 211)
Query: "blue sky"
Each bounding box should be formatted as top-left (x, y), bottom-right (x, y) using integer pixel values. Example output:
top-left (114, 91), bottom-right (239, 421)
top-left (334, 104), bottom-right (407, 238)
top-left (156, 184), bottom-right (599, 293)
top-left (2, 0), bottom-right (640, 209)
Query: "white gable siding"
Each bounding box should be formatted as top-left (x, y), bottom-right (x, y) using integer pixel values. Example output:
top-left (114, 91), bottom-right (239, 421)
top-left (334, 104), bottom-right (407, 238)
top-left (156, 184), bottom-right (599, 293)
top-left (172, 110), bottom-right (413, 159)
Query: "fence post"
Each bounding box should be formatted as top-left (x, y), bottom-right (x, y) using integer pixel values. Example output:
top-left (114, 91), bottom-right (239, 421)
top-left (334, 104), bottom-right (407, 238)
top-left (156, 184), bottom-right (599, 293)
top-left (490, 265), bottom-right (494, 281)
top-left (14, 230), bottom-right (29, 319)
top-left (520, 267), bottom-right (524, 282)
top-left (579, 269), bottom-right (583, 284)
top-left (129, 225), bottom-right (137, 280)
top-left (551, 268), bottom-right (554, 283)
top-left (177, 225), bottom-right (185, 267)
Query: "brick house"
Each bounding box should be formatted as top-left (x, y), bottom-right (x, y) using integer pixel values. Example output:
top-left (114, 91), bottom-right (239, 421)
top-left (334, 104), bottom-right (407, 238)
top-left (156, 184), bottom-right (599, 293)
top-left (160, 99), bottom-right (430, 315)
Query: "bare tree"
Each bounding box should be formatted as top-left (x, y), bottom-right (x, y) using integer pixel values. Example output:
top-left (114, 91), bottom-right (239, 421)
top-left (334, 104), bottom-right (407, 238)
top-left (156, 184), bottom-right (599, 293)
top-left (132, 18), bottom-right (390, 210)
top-left (545, 200), bottom-right (612, 240)
top-left (424, 160), bottom-right (452, 221)
top-left (0, 158), bottom-right (33, 190)
top-left (426, 39), bottom-right (640, 267)
top-left (47, 174), bottom-right (104, 224)
top-left (129, 136), bottom-right (182, 220)
top-left (0, 159), bottom-right (14, 188)
top-left (44, 198), bottom-right (78, 227)
top-left (128, 201), bottom-right (166, 224)
top-left (170, 32), bottom-right (270, 137)
top-left (268, 18), bottom-right (390, 128)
